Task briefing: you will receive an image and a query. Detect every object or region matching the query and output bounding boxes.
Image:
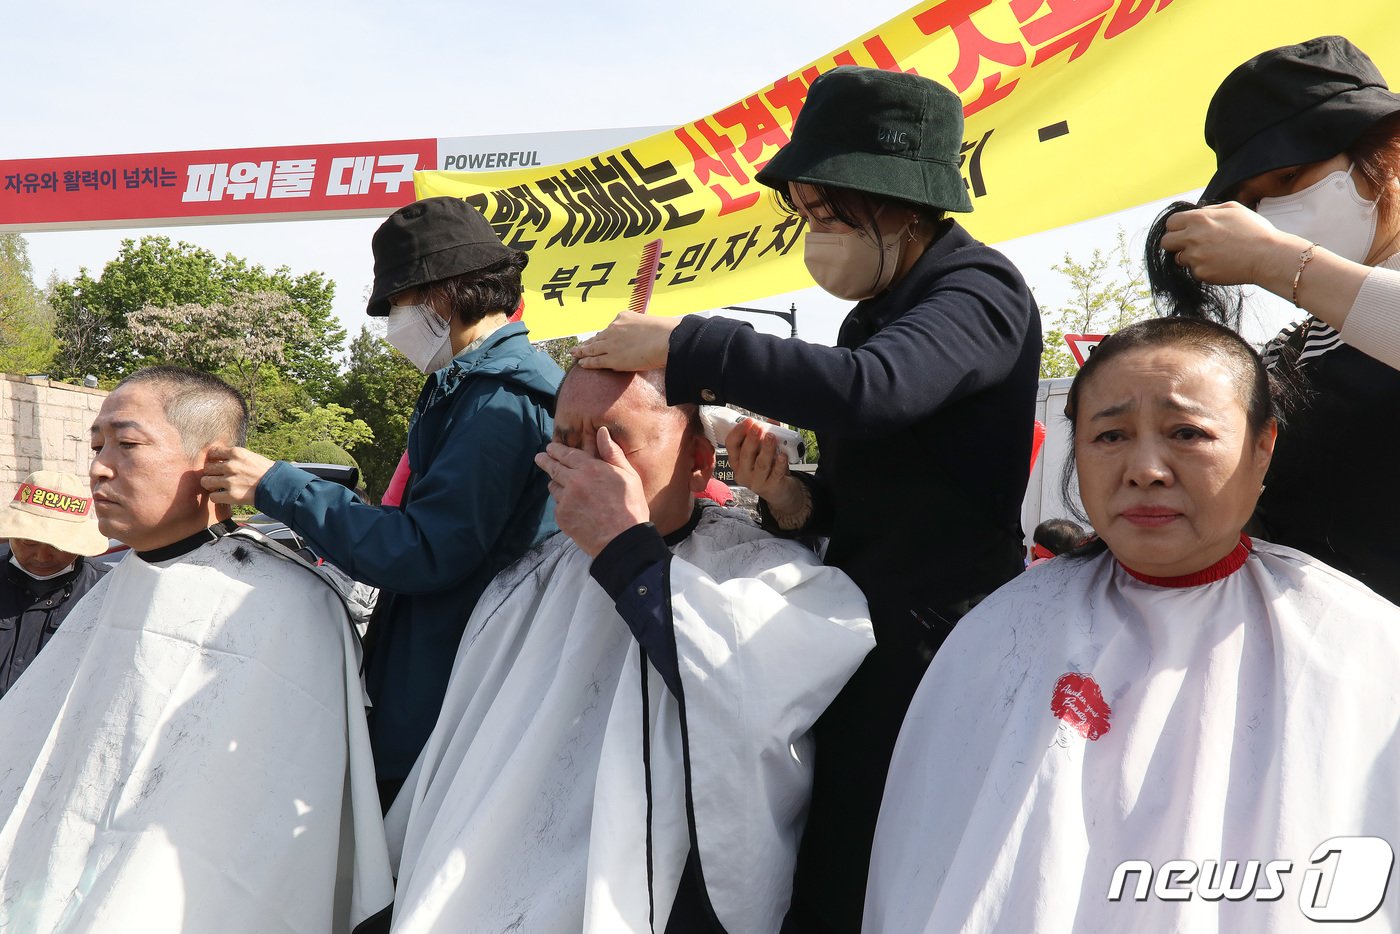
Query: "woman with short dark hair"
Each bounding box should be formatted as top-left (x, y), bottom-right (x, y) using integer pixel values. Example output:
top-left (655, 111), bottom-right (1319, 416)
top-left (203, 197), bottom-right (563, 809)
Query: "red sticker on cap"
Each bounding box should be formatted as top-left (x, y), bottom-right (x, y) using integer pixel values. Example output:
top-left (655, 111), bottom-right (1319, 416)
top-left (1051, 672), bottom-right (1111, 741)
top-left (15, 483), bottom-right (92, 517)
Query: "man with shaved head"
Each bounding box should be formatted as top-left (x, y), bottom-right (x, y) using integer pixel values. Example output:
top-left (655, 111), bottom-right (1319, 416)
top-left (88, 366), bottom-right (248, 550)
top-left (384, 366), bottom-right (874, 934)
top-left (0, 366), bottom-right (392, 933)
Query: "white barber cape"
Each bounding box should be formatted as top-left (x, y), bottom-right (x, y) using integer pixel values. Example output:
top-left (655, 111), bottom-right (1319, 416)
top-left (385, 507), bottom-right (873, 933)
top-left (865, 537), bottom-right (1400, 934)
top-left (0, 531), bottom-right (393, 933)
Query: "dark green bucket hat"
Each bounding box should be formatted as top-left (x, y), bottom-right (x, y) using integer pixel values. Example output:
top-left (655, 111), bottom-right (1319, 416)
top-left (756, 65), bottom-right (973, 213)
top-left (366, 196), bottom-right (521, 316)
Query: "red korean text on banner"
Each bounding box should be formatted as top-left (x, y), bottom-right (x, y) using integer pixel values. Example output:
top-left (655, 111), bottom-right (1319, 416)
top-left (0, 140), bottom-right (437, 230)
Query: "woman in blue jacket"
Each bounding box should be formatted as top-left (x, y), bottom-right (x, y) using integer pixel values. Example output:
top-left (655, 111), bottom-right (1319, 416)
top-left (205, 197), bottom-right (562, 808)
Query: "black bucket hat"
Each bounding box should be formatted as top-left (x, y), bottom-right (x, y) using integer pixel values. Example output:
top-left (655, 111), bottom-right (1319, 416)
top-left (756, 65), bottom-right (973, 213)
top-left (1203, 35), bottom-right (1400, 202)
top-left (366, 196), bottom-right (521, 316)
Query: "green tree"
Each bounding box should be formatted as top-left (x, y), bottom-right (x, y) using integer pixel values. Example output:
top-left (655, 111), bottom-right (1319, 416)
top-left (0, 234), bottom-right (57, 374)
top-left (1040, 228), bottom-right (1152, 379)
top-left (49, 236), bottom-right (344, 398)
top-left (338, 325), bottom-right (425, 500)
top-left (534, 335), bottom-right (579, 372)
top-left (128, 291), bottom-right (315, 427)
top-left (251, 402), bottom-right (375, 464)
top-left (290, 440), bottom-right (361, 470)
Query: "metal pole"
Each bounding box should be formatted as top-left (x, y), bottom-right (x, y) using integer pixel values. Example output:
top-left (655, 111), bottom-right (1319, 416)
top-left (721, 304), bottom-right (798, 339)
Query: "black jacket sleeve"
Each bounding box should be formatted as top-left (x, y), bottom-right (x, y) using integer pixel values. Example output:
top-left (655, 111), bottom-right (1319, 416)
top-left (664, 231), bottom-right (1037, 441)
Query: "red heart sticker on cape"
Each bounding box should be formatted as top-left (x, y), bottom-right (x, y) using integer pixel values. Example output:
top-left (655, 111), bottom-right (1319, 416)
top-left (1051, 672), bottom-right (1112, 740)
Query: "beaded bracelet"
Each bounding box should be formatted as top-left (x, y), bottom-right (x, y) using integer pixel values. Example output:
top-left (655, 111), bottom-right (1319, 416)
top-left (773, 481), bottom-right (814, 532)
top-left (1292, 242), bottom-right (1319, 307)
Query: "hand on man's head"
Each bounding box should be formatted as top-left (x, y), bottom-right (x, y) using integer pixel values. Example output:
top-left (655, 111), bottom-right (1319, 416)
top-left (534, 427), bottom-right (651, 558)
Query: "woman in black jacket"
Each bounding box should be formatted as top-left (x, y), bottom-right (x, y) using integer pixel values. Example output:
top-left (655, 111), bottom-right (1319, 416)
top-left (1148, 36), bottom-right (1400, 605)
top-left (574, 65), bottom-right (1042, 933)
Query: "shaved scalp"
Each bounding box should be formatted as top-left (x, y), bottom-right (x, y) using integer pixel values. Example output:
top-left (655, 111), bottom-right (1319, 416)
top-left (116, 366), bottom-right (249, 455)
top-left (559, 366), bottom-right (700, 435)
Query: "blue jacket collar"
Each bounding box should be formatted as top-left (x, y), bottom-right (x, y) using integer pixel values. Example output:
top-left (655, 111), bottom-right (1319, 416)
top-left (422, 321), bottom-right (562, 408)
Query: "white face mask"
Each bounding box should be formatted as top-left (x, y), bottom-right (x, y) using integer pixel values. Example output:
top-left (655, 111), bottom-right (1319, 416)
top-left (803, 222), bottom-right (909, 301)
top-left (1256, 165), bottom-right (1379, 263)
top-left (10, 555), bottom-right (75, 581)
top-left (386, 303), bottom-right (455, 374)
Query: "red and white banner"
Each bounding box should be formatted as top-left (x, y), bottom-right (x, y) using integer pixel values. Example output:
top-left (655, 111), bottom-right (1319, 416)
top-left (0, 139), bottom-right (436, 230)
top-left (0, 128), bottom-right (658, 232)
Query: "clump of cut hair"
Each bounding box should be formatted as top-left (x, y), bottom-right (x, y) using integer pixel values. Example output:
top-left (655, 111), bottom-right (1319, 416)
top-left (117, 366), bottom-right (249, 456)
top-left (1143, 202), bottom-right (1308, 422)
top-left (424, 252), bottom-right (528, 328)
top-left (1143, 201), bottom-right (1245, 330)
top-left (1148, 111), bottom-right (1400, 319)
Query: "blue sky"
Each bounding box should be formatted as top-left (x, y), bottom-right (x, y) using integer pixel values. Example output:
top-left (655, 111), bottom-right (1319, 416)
top-left (5, 0), bottom-right (1296, 349)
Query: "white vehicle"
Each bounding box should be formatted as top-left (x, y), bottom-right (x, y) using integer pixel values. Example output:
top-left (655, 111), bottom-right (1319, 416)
top-left (1021, 377), bottom-right (1082, 549)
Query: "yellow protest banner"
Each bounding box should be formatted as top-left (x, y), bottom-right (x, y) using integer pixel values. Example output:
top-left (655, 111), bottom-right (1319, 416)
top-left (416, 0), bottom-right (1400, 341)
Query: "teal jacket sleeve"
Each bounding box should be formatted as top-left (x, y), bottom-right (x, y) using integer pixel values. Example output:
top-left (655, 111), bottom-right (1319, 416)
top-left (254, 384), bottom-right (548, 595)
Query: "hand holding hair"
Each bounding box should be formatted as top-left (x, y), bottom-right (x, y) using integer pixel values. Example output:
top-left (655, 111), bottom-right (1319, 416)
top-left (1160, 202), bottom-right (1304, 288)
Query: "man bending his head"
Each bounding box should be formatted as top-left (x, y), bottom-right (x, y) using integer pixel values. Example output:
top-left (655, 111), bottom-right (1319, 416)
top-left (385, 367), bottom-right (873, 934)
top-left (0, 366), bottom-right (391, 934)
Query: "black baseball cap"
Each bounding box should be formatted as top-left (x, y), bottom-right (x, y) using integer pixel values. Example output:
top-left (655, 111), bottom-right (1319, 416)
top-left (366, 197), bottom-right (521, 316)
top-left (756, 65), bottom-right (973, 213)
top-left (1203, 35), bottom-right (1400, 202)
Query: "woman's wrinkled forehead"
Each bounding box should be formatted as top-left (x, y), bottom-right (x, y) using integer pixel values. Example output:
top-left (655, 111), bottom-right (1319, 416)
top-left (1074, 343), bottom-right (1247, 417)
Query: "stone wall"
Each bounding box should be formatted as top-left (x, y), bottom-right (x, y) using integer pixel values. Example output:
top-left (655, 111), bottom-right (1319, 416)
top-left (0, 375), bottom-right (108, 499)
